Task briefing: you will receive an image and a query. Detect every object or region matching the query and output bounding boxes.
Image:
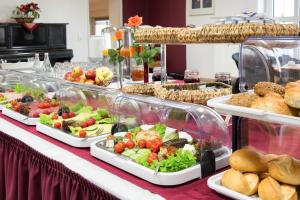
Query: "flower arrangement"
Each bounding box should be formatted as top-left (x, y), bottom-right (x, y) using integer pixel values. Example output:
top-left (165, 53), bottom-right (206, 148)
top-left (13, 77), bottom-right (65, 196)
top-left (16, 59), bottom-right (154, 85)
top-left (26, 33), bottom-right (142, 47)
top-left (12, 2), bottom-right (41, 23)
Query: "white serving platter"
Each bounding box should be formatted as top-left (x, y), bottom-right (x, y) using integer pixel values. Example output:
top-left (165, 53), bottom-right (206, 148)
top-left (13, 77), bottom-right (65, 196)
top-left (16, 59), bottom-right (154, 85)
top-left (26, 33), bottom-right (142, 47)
top-left (90, 138), bottom-right (231, 186)
top-left (36, 122), bottom-right (110, 148)
top-left (207, 171), bottom-right (260, 200)
top-left (207, 93), bottom-right (300, 127)
top-left (1, 107), bottom-right (38, 125)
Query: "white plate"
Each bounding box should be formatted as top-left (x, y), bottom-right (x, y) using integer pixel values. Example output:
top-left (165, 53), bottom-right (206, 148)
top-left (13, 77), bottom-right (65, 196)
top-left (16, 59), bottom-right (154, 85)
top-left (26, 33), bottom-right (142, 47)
top-left (91, 140), bottom-right (231, 186)
top-left (207, 93), bottom-right (300, 127)
top-left (207, 171), bottom-right (260, 200)
top-left (1, 107), bottom-right (38, 125)
top-left (36, 122), bottom-right (110, 148)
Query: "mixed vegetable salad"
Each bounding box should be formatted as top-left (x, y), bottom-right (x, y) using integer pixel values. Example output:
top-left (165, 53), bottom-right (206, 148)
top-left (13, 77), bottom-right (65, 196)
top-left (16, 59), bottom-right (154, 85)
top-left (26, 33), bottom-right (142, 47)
top-left (39, 102), bottom-right (116, 138)
top-left (100, 123), bottom-right (222, 172)
top-left (0, 84), bottom-right (27, 104)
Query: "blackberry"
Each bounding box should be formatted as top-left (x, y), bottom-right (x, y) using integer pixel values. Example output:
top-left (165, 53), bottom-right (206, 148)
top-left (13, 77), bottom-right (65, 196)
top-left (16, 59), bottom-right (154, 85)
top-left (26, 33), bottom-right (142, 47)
top-left (19, 104), bottom-right (30, 116)
top-left (21, 95), bottom-right (34, 103)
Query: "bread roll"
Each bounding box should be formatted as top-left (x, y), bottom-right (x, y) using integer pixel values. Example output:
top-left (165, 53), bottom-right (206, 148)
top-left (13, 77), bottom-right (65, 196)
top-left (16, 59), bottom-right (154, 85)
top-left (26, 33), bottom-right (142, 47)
top-left (251, 92), bottom-right (297, 116)
top-left (221, 168), bottom-right (259, 196)
top-left (285, 80), bottom-right (300, 109)
top-left (258, 177), bottom-right (297, 200)
top-left (254, 82), bottom-right (285, 97)
top-left (229, 148), bottom-right (267, 173)
top-left (268, 155), bottom-right (300, 185)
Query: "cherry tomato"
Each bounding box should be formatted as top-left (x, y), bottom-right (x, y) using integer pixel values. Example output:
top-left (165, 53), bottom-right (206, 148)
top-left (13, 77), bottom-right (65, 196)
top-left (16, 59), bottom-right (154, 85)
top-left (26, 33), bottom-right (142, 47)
top-left (43, 110), bottom-right (50, 115)
top-left (153, 138), bottom-right (163, 147)
top-left (32, 112), bottom-right (40, 118)
top-left (125, 132), bottom-right (132, 139)
top-left (13, 104), bottom-right (21, 112)
top-left (54, 122), bottom-right (62, 129)
top-left (126, 140), bottom-right (135, 149)
top-left (0, 94), bottom-right (3, 98)
top-left (52, 115), bottom-right (58, 120)
top-left (86, 118), bottom-right (95, 126)
top-left (138, 139), bottom-right (146, 148)
top-left (114, 143), bottom-right (124, 154)
top-left (146, 141), bottom-right (153, 149)
top-left (150, 143), bottom-right (160, 153)
top-left (79, 130), bottom-right (87, 138)
top-left (80, 122), bottom-right (88, 128)
top-left (62, 113), bottom-right (69, 119)
top-left (119, 141), bottom-right (126, 149)
top-left (68, 112), bottom-right (75, 118)
top-left (147, 153), bottom-right (158, 164)
top-left (43, 102), bottom-right (50, 109)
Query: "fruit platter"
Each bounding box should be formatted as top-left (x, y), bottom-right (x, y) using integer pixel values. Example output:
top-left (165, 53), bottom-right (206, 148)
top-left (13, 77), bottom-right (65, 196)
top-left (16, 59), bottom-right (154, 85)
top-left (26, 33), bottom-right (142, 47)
top-left (2, 88), bottom-right (59, 125)
top-left (91, 123), bottom-right (231, 185)
top-left (64, 66), bottom-right (114, 87)
top-left (36, 103), bottom-right (116, 147)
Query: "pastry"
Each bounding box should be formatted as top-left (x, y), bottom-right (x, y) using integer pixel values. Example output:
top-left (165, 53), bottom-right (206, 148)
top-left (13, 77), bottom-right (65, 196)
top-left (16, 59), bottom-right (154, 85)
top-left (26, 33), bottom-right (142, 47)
top-left (258, 177), bottom-right (297, 200)
top-left (268, 155), bottom-right (300, 185)
top-left (221, 168), bottom-right (259, 196)
top-left (285, 80), bottom-right (300, 109)
top-left (121, 84), bottom-right (155, 96)
top-left (227, 93), bottom-right (258, 107)
top-left (154, 82), bottom-right (231, 105)
top-left (251, 92), bottom-right (297, 116)
top-left (254, 82), bottom-right (285, 97)
top-left (229, 148), bottom-right (267, 173)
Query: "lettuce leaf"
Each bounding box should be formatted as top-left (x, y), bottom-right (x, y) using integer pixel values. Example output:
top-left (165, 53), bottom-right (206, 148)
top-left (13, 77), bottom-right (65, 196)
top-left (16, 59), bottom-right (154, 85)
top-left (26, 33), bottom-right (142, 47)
top-left (158, 149), bottom-right (197, 172)
top-left (39, 113), bottom-right (54, 125)
top-left (70, 102), bottom-right (85, 113)
top-left (14, 84), bottom-right (26, 93)
top-left (154, 123), bottom-right (167, 138)
top-left (93, 108), bottom-right (109, 121)
top-left (97, 116), bottom-right (116, 124)
top-left (75, 106), bottom-right (93, 115)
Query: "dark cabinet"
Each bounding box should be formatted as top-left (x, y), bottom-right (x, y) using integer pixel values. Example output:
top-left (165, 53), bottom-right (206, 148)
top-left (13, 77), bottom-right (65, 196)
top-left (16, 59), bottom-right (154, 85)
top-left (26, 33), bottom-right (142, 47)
top-left (0, 23), bottom-right (73, 65)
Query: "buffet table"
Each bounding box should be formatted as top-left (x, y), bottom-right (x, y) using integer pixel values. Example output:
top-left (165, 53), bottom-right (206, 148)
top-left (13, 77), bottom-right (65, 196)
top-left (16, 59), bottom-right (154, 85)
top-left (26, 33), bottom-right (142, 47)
top-left (0, 113), bottom-right (229, 200)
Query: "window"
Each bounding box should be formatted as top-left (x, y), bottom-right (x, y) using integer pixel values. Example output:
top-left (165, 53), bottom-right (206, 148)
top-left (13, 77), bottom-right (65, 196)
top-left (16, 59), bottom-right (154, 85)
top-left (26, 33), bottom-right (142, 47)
top-left (263, 0), bottom-right (300, 23)
top-left (95, 19), bottom-right (110, 36)
top-left (273, 0), bottom-right (294, 17)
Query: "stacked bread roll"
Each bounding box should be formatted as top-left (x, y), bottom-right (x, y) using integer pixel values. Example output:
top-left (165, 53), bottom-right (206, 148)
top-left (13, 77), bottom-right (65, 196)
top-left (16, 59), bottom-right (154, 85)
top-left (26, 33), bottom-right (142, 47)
top-left (221, 148), bottom-right (300, 200)
top-left (228, 81), bottom-right (300, 117)
top-left (134, 23), bottom-right (299, 44)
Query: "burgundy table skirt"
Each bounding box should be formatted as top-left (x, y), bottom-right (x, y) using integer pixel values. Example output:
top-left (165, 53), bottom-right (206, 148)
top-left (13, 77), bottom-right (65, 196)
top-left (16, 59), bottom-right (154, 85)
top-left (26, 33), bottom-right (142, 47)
top-left (0, 113), bottom-right (229, 200)
top-left (0, 131), bottom-right (118, 200)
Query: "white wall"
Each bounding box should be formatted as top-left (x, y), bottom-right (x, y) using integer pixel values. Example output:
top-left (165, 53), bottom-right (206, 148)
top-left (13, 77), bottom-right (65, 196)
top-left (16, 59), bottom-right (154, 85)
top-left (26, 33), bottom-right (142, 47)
top-left (186, 0), bottom-right (258, 78)
top-left (0, 0), bottom-right (89, 62)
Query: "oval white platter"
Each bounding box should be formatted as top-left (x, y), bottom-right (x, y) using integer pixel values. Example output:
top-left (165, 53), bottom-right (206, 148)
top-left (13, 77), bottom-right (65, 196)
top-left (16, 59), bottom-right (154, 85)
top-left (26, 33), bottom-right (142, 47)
top-left (1, 107), bottom-right (38, 125)
top-left (207, 171), bottom-right (260, 200)
top-left (36, 122), bottom-right (110, 148)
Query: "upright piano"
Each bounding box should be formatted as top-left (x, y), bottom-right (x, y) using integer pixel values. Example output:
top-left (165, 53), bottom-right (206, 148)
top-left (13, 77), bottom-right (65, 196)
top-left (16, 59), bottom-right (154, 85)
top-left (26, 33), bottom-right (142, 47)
top-left (0, 23), bottom-right (73, 65)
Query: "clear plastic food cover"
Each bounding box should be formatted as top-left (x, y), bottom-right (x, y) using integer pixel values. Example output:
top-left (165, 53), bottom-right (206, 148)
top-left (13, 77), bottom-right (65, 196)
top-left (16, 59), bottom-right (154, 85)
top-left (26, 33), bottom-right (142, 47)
top-left (0, 69), bottom-right (22, 90)
top-left (99, 93), bottom-right (231, 176)
top-left (56, 82), bottom-right (119, 113)
top-left (239, 118), bottom-right (300, 160)
top-left (239, 36), bottom-right (300, 91)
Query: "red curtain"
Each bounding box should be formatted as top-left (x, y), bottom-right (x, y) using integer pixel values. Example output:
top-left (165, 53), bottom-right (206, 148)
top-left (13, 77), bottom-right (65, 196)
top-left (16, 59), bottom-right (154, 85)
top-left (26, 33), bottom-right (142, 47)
top-left (0, 132), bottom-right (118, 200)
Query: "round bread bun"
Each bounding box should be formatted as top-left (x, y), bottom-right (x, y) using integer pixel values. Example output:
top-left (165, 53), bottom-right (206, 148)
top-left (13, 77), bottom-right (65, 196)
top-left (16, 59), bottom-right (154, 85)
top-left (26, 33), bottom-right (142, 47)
top-left (229, 148), bottom-right (267, 173)
top-left (264, 154), bottom-right (280, 162)
top-left (221, 168), bottom-right (259, 196)
top-left (254, 82), bottom-right (285, 97)
top-left (258, 177), bottom-right (297, 200)
top-left (268, 155), bottom-right (300, 185)
top-left (227, 93), bottom-right (258, 107)
top-left (251, 92), bottom-right (297, 116)
top-left (285, 80), bottom-right (300, 109)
